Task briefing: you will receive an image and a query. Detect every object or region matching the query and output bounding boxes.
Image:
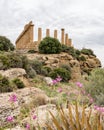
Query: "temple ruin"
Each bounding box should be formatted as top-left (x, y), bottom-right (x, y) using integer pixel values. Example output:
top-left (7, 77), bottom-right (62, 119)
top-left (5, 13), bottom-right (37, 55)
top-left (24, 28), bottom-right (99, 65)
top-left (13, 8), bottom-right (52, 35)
top-left (15, 21), bottom-right (72, 51)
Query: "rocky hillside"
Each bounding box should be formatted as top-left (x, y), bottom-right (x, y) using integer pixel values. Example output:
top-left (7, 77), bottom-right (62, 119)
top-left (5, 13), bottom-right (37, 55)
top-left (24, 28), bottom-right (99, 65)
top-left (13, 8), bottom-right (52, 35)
top-left (26, 52), bottom-right (101, 81)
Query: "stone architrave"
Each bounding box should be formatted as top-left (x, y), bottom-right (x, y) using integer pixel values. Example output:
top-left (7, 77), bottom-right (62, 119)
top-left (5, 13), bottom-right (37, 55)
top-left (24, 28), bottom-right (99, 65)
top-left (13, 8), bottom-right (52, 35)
top-left (61, 28), bottom-right (65, 44)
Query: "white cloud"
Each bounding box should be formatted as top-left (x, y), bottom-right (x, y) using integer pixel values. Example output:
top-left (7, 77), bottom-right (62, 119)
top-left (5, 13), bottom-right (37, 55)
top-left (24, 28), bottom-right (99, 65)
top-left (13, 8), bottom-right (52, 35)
top-left (0, 0), bottom-right (104, 66)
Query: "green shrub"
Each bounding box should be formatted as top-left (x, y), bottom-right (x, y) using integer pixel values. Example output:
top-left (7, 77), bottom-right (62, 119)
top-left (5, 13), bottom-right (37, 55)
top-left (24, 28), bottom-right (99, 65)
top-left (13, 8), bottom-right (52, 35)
top-left (85, 68), bottom-right (104, 105)
top-left (28, 50), bottom-right (36, 53)
top-left (30, 60), bottom-right (43, 74)
top-left (13, 78), bottom-right (25, 89)
top-left (61, 44), bottom-right (69, 52)
top-left (39, 37), bottom-right (61, 54)
top-left (0, 36), bottom-right (14, 51)
top-left (49, 67), bottom-right (71, 82)
top-left (78, 56), bottom-right (86, 61)
top-left (0, 53), bottom-right (23, 70)
top-left (0, 75), bottom-right (13, 92)
top-left (41, 66), bottom-right (52, 76)
top-left (26, 67), bottom-right (37, 78)
top-left (60, 64), bottom-right (71, 72)
top-left (81, 48), bottom-right (95, 56)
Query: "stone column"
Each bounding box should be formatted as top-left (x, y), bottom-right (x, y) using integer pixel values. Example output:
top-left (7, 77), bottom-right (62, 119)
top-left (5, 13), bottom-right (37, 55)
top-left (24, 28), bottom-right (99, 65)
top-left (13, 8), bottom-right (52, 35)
top-left (65, 33), bottom-right (68, 45)
top-left (38, 28), bottom-right (42, 43)
top-left (61, 28), bottom-right (65, 44)
top-left (46, 29), bottom-right (50, 37)
top-left (67, 38), bottom-right (72, 47)
top-left (54, 30), bottom-right (57, 39)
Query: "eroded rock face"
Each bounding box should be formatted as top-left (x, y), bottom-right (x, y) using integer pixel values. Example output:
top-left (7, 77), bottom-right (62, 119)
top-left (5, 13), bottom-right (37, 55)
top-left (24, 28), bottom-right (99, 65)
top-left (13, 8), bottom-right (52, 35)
top-left (26, 52), bottom-right (101, 81)
top-left (0, 87), bottom-right (49, 127)
top-left (0, 68), bottom-right (26, 80)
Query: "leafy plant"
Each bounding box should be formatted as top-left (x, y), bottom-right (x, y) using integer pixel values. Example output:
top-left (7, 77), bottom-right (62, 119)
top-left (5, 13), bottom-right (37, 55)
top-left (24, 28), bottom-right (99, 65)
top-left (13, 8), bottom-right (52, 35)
top-left (0, 36), bottom-right (14, 51)
top-left (49, 67), bottom-right (71, 82)
top-left (81, 48), bottom-right (95, 56)
top-left (28, 50), bottom-right (36, 53)
top-left (13, 78), bottom-right (25, 89)
top-left (0, 74), bottom-right (13, 93)
top-left (39, 37), bottom-right (61, 54)
top-left (85, 68), bottom-right (104, 105)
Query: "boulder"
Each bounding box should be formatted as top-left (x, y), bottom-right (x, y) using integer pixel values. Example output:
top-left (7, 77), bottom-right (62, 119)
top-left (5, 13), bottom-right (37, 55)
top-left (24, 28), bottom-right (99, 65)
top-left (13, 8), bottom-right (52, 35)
top-left (0, 68), bottom-right (26, 80)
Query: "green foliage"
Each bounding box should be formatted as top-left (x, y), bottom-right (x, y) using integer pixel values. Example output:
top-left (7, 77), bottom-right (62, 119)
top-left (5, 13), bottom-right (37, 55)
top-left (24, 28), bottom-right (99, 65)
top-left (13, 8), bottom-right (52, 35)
top-left (13, 78), bottom-right (25, 89)
top-left (28, 50), bottom-right (36, 53)
top-left (41, 66), bottom-right (52, 76)
top-left (77, 56), bottom-right (86, 61)
top-left (59, 64), bottom-right (71, 72)
top-left (81, 48), bottom-right (95, 56)
top-left (30, 60), bottom-right (43, 74)
top-left (85, 68), bottom-right (104, 105)
top-left (0, 75), bottom-right (13, 92)
top-left (0, 53), bottom-right (23, 70)
top-left (0, 36), bottom-right (14, 51)
top-left (39, 37), bottom-right (61, 54)
top-left (26, 67), bottom-right (37, 78)
top-left (49, 67), bottom-right (71, 82)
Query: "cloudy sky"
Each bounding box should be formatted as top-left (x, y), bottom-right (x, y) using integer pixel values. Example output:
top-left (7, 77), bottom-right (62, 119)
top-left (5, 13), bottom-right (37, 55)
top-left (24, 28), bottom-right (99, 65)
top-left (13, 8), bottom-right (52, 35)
top-left (0, 0), bottom-right (104, 66)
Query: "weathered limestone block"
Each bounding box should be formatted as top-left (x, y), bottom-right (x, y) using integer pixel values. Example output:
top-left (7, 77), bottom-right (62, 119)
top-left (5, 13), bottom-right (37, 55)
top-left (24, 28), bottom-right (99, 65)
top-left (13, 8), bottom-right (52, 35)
top-left (0, 68), bottom-right (26, 80)
top-left (16, 21), bottom-right (34, 50)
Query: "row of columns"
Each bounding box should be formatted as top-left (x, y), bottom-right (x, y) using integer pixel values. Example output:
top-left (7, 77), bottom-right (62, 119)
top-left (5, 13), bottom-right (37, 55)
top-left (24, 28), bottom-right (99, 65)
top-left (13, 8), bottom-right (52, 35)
top-left (38, 28), bottom-right (72, 46)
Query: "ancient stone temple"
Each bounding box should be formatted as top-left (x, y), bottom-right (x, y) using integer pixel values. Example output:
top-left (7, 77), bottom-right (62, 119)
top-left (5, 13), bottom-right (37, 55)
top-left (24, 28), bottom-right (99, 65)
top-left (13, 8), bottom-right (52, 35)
top-left (15, 21), bottom-right (72, 51)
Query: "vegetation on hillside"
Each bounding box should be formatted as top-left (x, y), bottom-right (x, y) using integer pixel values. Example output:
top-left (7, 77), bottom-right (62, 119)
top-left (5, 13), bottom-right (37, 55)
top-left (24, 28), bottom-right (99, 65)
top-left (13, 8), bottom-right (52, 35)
top-left (0, 36), bottom-right (14, 51)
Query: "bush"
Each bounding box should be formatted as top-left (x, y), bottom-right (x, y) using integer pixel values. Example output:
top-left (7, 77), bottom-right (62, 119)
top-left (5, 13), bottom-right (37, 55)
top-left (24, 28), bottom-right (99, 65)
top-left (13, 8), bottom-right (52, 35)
top-left (81, 48), bottom-right (95, 56)
top-left (30, 60), bottom-right (43, 74)
top-left (13, 78), bottom-right (25, 89)
top-left (60, 64), bottom-right (71, 72)
top-left (78, 56), bottom-right (86, 61)
top-left (39, 37), bottom-right (61, 54)
top-left (41, 66), bottom-right (52, 76)
top-left (0, 36), bottom-right (14, 51)
top-left (28, 50), bottom-right (36, 53)
top-left (0, 75), bottom-right (13, 92)
top-left (0, 53), bottom-right (23, 70)
top-left (85, 68), bottom-right (104, 105)
top-left (26, 67), bottom-right (37, 78)
top-left (49, 67), bottom-right (71, 82)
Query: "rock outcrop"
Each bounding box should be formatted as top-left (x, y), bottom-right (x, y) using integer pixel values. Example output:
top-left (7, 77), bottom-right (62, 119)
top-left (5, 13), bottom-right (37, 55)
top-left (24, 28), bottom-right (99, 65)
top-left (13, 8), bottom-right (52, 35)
top-left (0, 68), bottom-right (26, 80)
top-left (26, 52), bottom-right (101, 81)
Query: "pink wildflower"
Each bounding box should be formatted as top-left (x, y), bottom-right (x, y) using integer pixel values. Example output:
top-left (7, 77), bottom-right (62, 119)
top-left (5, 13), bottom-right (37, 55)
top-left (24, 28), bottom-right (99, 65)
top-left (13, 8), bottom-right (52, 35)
top-left (9, 94), bottom-right (17, 102)
top-left (76, 82), bottom-right (83, 88)
top-left (6, 116), bottom-right (14, 122)
top-left (57, 87), bottom-right (63, 93)
top-left (33, 115), bottom-right (37, 120)
top-left (56, 76), bottom-right (62, 82)
top-left (26, 123), bottom-right (30, 130)
top-left (89, 98), bottom-right (94, 103)
top-left (52, 80), bottom-right (57, 85)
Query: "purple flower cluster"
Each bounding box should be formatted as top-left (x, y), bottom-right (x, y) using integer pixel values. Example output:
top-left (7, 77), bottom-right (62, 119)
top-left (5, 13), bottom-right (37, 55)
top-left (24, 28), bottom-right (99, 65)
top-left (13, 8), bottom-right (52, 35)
top-left (52, 76), bottom-right (62, 85)
top-left (76, 82), bottom-right (83, 88)
top-left (94, 105), bottom-right (104, 113)
top-left (6, 116), bottom-right (14, 122)
top-left (9, 94), bottom-right (17, 103)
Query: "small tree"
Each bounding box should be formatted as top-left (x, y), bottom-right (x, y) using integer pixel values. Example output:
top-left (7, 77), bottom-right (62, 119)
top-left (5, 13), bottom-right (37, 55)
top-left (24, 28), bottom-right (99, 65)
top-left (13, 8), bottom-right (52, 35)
top-left (39, 37), bottom-right (61, 54)
top-left (0, 36), bottom-right (14, 51)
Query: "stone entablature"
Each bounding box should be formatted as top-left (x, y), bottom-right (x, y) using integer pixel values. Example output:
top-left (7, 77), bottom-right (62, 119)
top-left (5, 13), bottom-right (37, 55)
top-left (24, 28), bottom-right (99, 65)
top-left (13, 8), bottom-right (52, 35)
top-left (15, 21), bottom-right (72, 51)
